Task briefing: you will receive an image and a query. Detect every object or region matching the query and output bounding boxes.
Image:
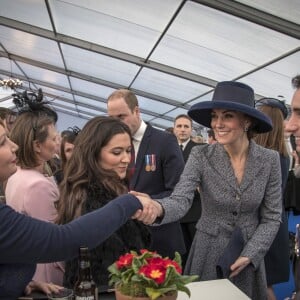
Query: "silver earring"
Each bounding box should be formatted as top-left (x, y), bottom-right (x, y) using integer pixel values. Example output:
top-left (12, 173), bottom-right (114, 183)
top-left (244, 127), bottom-right (249, 132)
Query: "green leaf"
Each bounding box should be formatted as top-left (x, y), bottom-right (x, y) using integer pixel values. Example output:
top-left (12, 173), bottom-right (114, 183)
top-left (174, 252), bottom-right (182, 267)
top-left (176, 283), bottom-right (191, 297)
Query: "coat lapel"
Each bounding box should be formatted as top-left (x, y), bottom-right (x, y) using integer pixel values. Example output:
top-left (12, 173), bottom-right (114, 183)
top-left (207, 141), bottom-right (264, 192)
top-left (239, 141), bottom-right (265, 192)
top-left (209, 143), bottom-right (238, 191)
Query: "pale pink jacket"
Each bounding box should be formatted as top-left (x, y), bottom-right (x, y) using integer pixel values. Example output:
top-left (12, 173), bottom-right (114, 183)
top-left (5, 167), bottom-right (64, 285)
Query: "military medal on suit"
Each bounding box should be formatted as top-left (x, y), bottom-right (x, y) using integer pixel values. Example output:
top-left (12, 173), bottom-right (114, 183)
top-left (145, 154), bottom-right (156, 172)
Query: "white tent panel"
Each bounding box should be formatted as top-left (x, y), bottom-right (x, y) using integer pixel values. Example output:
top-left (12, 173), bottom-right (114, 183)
top-left (0, 98), bottom-right (14, 108)
top-left (140, 113), bottom-right (154, 123)
top-left (237, 0), bottom-right (300, 25)
top-left (74, 95), bottom-right (107, 110)
top-left (53, 99), bottom-right (76, 109)
top-left (189, 90), bottom-right (215, 106)
top-left (70, 77), bottom-right (115, 99)
top-left (0, 0), bottom-right (52, 30)
top-left (151, 35), bottom-right (255, 81)
top-left (0, 58), bottom-right (23, 77)
top-left (165, 2), bottom-right (299, 62)
top-left (76, 105), bottom-right (101, 116)
top-left (17, 61), bottom-right (70, 88)
top-left (241, 70), bottom-right (295, 101)
top-left (265, 51), bottom-right (300, 79)
top-left (50, 0), bottom-right (166, 57)
top-left (165, 107), bottom-right (189, 118)
top-left (131, 68), bottom-right (211, 102)
top-left (61, 44), bottom-right (140, 86)
top-left (36, 86), bottom-right (74, 101)
top-left (56, 111), bottom-right (87, 131)
top-left (0, 0), bottom-right (299, 130)
top-left (150, 118), bottom-right (174, 128)
top-left (0, 26), bottom-right (64, 68)
top-left (60, 0), bottom-right (182, 30)
top-left (137, 95), bottom-right (174, 113)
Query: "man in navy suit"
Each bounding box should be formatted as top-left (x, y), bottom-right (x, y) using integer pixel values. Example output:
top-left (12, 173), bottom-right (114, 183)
top-left (107, 89), bottom-right (185, 258)
top-left (173, 114), bottom-right (203, 265)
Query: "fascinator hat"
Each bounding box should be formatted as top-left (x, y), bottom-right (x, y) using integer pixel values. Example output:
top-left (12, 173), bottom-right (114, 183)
top-left (188, 81), bottom-right (273, 133)
top-left (255, 97), bottom-right (288, 119)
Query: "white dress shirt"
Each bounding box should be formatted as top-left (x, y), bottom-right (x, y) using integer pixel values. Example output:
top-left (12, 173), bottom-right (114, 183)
top-left (132, 120), bottom-right (147, 161)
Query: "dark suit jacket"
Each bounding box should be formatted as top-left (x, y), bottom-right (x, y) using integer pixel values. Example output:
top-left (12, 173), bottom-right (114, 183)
top-left (130, 124), bottom-right (186, 257)
top-left (182, 140), bottom-right (198, 163)
top-left (180, 140), bottom-right (203, 223)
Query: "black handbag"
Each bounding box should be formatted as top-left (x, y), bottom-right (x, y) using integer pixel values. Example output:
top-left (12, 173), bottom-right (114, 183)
top-left (216, 226), bottom-right (244, 279)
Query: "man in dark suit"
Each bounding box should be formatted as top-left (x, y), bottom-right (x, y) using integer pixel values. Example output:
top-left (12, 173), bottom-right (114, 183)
top-left (107, 89), bottom-right (185, 258)
top-left (173, 114), bottom-right (203, 264)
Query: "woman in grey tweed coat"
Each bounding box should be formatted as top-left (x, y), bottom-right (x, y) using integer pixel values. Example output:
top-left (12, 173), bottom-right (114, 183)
top-left (134, 81), bottom-right (282, 300)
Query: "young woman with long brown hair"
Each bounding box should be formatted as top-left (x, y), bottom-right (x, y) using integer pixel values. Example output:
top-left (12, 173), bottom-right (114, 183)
top-left (56, 116), bottom-right (151, 288)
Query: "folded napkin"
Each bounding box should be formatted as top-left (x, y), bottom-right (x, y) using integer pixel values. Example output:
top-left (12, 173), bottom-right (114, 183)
top-left (216, 226), bottom-right (244, 279)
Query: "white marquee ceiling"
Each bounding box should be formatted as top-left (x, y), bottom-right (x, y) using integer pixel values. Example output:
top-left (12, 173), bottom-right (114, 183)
top-left (0, 0), bottom-right (299, 130)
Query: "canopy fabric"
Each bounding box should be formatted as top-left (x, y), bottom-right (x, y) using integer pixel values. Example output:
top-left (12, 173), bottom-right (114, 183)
top-left (0, 0), bottom-right (299, 130)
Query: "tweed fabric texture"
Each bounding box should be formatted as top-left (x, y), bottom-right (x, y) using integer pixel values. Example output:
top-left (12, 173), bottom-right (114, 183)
top-left (157, 141), bottom-right (282, 300)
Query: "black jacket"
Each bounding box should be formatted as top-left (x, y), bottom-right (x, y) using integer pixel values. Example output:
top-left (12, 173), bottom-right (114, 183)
top-left (63, 182), bottom-right (151, 288)
top-left (180, 141), bottom-right (204, 223)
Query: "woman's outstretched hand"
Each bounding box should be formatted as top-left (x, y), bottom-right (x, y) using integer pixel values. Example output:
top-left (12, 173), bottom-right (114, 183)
top-left (130, 191), bottom-right (163, 225)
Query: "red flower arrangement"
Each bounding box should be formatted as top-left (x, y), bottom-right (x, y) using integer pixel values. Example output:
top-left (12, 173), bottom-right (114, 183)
top-left (108, 249), bottom-right (198, 300)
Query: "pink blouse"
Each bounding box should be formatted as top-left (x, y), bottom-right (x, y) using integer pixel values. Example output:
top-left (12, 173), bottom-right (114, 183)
top-left (5, 167), bottom-right (64, 285)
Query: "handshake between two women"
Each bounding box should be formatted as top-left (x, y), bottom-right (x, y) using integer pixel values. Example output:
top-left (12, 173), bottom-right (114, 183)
top-left (130, 191), bottom-right (163, 225)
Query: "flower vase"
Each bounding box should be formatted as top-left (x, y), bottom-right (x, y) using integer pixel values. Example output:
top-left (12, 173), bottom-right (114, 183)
top-left (115, 289), bottom-right (178, 300)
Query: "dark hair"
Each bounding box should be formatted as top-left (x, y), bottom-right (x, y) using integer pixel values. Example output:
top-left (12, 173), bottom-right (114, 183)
top-left (165, 127), bottom-right (174, 134)
top-left (108, 89), bottom-right (138, 112)
top-left (174, 114), bottom-right (193, 126)
top-left (60, 127), bottom-right (81, 172)
top-left (207, 129), bottom-right (215, 139)
top-left (292, 75), bottom-right (300, 89)
top-left (56, 116), bottom-right (132, 224)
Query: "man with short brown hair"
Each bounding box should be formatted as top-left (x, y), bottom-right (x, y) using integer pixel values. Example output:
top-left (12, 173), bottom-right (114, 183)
top-left (173, 114), bottom-right (203, 266)
top-left (107, 89), bottom-right (185, 258)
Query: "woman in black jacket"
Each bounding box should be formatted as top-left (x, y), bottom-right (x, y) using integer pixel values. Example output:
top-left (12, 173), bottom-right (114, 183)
top-left (56, 116), bottom-right (151, 288)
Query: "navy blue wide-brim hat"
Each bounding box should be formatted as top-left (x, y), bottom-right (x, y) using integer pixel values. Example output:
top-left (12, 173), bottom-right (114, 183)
top-left (188, 81), bottom-right (273, 133)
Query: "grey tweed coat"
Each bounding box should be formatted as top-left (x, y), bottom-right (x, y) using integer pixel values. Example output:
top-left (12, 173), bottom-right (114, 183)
top-left (157, 141), bottom-right (282, 300)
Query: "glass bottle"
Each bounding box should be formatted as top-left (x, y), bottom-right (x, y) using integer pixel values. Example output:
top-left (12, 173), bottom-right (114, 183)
top-left (74, 246), bottom-right (98, 300)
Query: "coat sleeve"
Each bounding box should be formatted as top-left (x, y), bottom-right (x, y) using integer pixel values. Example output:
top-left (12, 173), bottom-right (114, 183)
top-left (241, 151), bottom-right (282, 268)
top-left (0, 194), bottom-right (141, 264)
top-left (156, 146), bottom-right (202, 223)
